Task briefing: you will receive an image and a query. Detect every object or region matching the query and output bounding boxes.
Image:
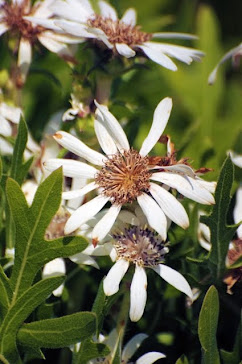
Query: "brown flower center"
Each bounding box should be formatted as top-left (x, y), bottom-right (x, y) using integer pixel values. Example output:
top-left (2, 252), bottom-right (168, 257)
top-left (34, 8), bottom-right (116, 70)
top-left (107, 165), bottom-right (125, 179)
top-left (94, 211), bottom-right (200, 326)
top-left (95, 149), bottom-right (151, 205)
top-left (88, 15), bottom-right (152, 46)
top-left (113, 226), bottom-right (167, 266)
top-left (2, 0), bottom-right (44, 40)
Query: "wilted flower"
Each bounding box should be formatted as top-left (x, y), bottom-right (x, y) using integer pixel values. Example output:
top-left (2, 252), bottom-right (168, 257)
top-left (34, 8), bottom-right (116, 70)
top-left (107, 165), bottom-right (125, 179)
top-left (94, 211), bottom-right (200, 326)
top-left (0, 0), bottom-right (79, 85)
top-left (103, 223), bottom-right (193, 322)
top-left (52, 0), bottom-right (204, 70)
top-left (45, 97), bottom-right (215, 245)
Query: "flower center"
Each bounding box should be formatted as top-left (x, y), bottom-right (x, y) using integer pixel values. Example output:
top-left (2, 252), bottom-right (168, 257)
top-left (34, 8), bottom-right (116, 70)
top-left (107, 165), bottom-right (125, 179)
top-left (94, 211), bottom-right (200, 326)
top-left (2, 1), bottom-right (43, 40)
top-left (95, 149), bottom-right (151, 205)
top-left (113, 226), bottom-right (168, 267)
top-left (88, 15), bottom-right (152, 46)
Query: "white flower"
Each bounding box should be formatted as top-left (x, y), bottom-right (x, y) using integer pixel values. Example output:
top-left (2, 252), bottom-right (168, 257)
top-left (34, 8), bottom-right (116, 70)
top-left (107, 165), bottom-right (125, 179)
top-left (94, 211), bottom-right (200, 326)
top-left (52, 0), bottom-right (204, 71)
top-left (45, 97), bottom-right (215, 244)
top-left (228, 150), bottom-right (242, 169)
top-left (42, 257), bottom-right (66, 297)
top-left (208, 42), bottom-right (242, 85)
top-left (0, 101), bottom-right (40, 156)
top-left (62, 93), bottom-right (90, 122)
top-left (0, 0), bottom-right (79, 84)
top-left (103, 224), bottom-right (193, 322)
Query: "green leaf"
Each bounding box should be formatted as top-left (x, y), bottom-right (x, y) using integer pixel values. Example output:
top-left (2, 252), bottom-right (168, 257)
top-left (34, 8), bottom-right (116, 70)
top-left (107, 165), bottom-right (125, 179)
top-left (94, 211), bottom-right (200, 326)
top-left (0, 266), bottom-right (12, 319)
top-left (201, 157), bottom-right (237, 280)
top-left (10, 117), bottom-right (28, 185)
top-left (17, 312), bottom-right (97, 348)
top-left (175, 355), bottom-right (189, 364)
top-left (72, 340), bottom-right (110, 364)
top-left (0, 276), bottom-right (64, 363)
top-left (198, 285), bottom-right (220, 364)
top-left (6, 170), bottom-right (87, 299)
top-left (228, 255), bottom-right (242, 269)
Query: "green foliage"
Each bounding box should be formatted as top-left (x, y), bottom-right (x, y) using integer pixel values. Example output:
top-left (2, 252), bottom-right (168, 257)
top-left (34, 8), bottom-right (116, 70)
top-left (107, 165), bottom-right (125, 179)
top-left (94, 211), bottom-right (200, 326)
top-left (175, 355), bottom-right (189, 364)
top-left (72, 340), bottom-right (110, 364)
top-left (201, 156), bottom-right (238, 280)
top-left (198, 286), bottom-right (220, 364)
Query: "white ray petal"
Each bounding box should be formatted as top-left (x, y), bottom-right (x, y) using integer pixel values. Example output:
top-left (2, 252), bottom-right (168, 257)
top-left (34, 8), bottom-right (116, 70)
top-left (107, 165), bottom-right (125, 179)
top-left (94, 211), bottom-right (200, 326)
top-left (99, 0), bottom-right (117, 20)
top-left (42, 258), bottom-right (65, 296)
top-left (136, 352), bottom-right (166, 364)
top-left (0, 103), bottom-right (21, 124)
top-left (94, 109), bottom-right (118, 155)
top-left (153, 264), bottom-right (193, 298)
top-left (137, 193), bottom-right (167, 240)
top-left (130, 265), bottom-right (147, 322)
top-left (103, 259), bottom-right (129, 296)
top-left (151, 172), bottom-right (215, 205)
top-left (92, 204), bottom-right (121, 244)
top-left (83, 242), bottom-right (114, 257)
top-left (139, 97), bottom-right (172, 156)
top-left (0, 116), bottom-right (12, 137)
top-left (229, 150), bottom-right (242, 168)
top-left (69, 252), bottom-right (99, 269)
top-left (0, 23), bottom-right (9, 36)
top-left (53, 131), bottom-right (106, 166)
top-left (149, 182), bottom-right (189, 229)
top-left (152, 32), bottom-right (198, 40)
top-left (94, 101), bottom-right (130, 151)
top-left (158, 164), bottom-right (196, 178)
top-left (195, 178), bottom-right (217, 193)
top-left (118, 210), bottom-right (140, 226)
top-left (62, 181), bottom-right (97, 200)
top-left (52, 0), bottom-right (93, 22)
top-left (64, 195), bottom-right (109, 234)
top-left (122, 334), bottom-right (148, 362)
top-left (17, 38), bottom-right (32, 84)
top-left (116, 43), bottom-right (136, 58)
top-left (44, 158), bottom-right (97, 178)
top-left (38, 33), bottom-right (74, 57)
top-left (23, 16), bottom-right (60, 31)
top-left (54, 20), bottom-right (93, 38)
top-left (234, 186), bottom-right (242, 239)
top-left (137, 44), bottom-right (177, 71)
top-left (0, 136), bottom-right (13, 155)
top-left (121, 8), bottom-right (136, 26)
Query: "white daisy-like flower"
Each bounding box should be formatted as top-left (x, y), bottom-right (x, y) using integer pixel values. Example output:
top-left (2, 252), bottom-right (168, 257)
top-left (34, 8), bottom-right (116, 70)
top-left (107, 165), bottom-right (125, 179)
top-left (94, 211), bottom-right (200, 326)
top-left (50, 0), bottom-right (204, 71)
top-left (103, 224), bottom-right (193, 322)
top-left (0, 0), bottom-right (80, 85)
top-left (0, 100), bottom-right (40, 156)
top-left (44, 97), bottom-right (215, 245)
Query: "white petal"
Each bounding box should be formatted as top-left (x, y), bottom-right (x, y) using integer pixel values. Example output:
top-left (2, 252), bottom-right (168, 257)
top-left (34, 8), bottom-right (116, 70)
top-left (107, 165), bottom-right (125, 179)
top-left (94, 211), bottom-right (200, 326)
top-left (149, 182), bottom-right (189, 229)
top-left (0, 23), bottom-right (9, 36)
top-left (136, 352), bottom-right (166, 364)
top-left (0, 116), bottom-right (12, 137)
top-left (195, 178), bottom-right (217, 193)
top-left (159, 164), bottom-right (196, 178)
top-left (152, 32), bottom-right (198, 40)
top-left (94, 109), bottom-right (118, 155)
top-left (64, 195), bottom-right (109, 234)
top-left (42, 258), bottom-right (65, 296)
top-left (62, 181), bottom-right (97, 200)
top-left (54, 20), bottom-right (93, 38)
top-left (23, 16), bottom-right (60, 31)
top-left (121, 8), bottom-right (136, 26)
top-left (229, 150), bottom-right (242, 168)
top-left (94, 101), bottom-right (130, 151)
top-left (99, 0), bottom-right (117, 20)
top-left (44, 158), bottom-right (98, 178)
top-left (103, 259), bottom-right (129, 296)
top-left (146, 43), bottom-right (203, 64)
top-left (153, 264), bottom-right (193, 299)
top-left (38, 33), bottom-right (74, 57)
top-left (118, 210), bottom-right (140, 226)
top-left (69, 252), bottom-right (99, 269)
top-left (234, 186), bottom-right (242, 238)
top-left (53, 131), bottom-right (105, 166)
top-left (0, 136), bottom-right (13, 155)
top-left (0, 103), bottom-right (22, 124)
top-left (139, 97), bottom-right (172, 156)
top-left (17, 38), bottom-right (32, 84)
top-left (52, 0), bottom-right (93, 22)
top-left (83, 242), bottom-right (114, 257)
top-left (130, 266), bottom-right (147, 322)
top-left (116, 43), bottom-right (136, 58)
top-left (122, 334), bottom-right (148, 362)
top-left (92, 204), bottom-right (121, 243)
top-left (67, 177), bottom-right (88, 209)
top-left (137, 44), bottom-right (177, 71)
top-left (151, 172), bottom-right (215, 205)
top-left (137, 193), bottom-right (167, 240)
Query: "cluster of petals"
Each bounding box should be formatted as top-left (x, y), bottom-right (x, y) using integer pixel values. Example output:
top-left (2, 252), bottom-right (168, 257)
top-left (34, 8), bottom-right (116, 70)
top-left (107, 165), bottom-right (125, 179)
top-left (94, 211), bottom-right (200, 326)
top-left (49, 0), bottom-right (204, 71)
top-left (0, 0), bottom-right (79, 83)
top-left (45, 97), bottom-right (216, 245)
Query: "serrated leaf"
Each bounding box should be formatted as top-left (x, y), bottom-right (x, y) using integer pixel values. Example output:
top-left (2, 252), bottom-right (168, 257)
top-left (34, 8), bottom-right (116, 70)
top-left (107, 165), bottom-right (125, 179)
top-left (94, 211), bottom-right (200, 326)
top-left (73, 340), bottom-right (110, 364)
top-left (200, 157), bottom-right (237, 280)
top-left (175, 355), bottom-right (189, 364)
top-left (198, 285), bottom-right (220, 364)
top-left (6, 170), bottom-right (87, 299)
top-left (0, 276), bottom-right (63, 363)
top-left (17, 312), bottom-right (96, 348)
top-left (10, 117), bottom-right (28, 184)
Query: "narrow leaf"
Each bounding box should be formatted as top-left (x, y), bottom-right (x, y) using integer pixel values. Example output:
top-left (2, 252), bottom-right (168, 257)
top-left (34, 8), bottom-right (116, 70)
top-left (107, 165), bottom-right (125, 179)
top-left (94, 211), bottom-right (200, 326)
top-left (0, 266), bottom-right (12, 318)
top-left (201, 156), bottom-right (237, 280)
top-left (198, 285), bottom-right (220, 364)
top-left (10, 117), bottom-right (28, 184)
top-left (17, 312), bottom-right (96, 348)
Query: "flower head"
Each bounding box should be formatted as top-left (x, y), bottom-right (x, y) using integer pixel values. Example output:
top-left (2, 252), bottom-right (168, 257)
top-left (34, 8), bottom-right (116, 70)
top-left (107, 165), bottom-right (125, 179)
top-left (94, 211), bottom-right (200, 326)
top-left (45, 97), bottom-right (215, 245)
top-left (52, 0), bottom-right (204, 70)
